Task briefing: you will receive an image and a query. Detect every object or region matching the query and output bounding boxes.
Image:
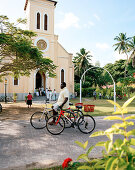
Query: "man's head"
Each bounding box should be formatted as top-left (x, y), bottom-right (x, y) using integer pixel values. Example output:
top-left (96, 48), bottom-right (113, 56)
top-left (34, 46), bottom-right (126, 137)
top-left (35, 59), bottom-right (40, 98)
top-left (60, 82), bottom-right (66, 89)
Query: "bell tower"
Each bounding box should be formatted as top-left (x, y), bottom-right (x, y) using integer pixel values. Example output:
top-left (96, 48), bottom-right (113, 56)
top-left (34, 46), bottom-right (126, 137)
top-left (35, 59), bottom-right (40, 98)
top-left (24, 0), bottom-right (57, 35)
top-left (24, 0), bottom-right (57, 55)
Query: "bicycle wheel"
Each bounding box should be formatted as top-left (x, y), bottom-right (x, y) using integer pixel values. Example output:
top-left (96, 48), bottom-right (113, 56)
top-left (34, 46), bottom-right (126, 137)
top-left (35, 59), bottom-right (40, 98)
top-left (78, 115), bottom-right (96, 134)
top-left (63, 111), bottom-right (75, 128)
top-left (46, 115), bottom-right (65, 135)
top-left (30, 112), bottom-right (47, 129)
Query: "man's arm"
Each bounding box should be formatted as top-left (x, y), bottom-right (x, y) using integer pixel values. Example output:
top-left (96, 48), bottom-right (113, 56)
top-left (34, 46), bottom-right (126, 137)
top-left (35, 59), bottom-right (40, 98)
top-left (59, 97), bottom-right (68, 108)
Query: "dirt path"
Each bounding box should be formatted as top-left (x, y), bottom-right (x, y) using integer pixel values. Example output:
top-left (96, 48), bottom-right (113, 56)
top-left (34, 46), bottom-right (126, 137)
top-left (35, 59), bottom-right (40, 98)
top-left (0, 102), bottom-right (46, 121)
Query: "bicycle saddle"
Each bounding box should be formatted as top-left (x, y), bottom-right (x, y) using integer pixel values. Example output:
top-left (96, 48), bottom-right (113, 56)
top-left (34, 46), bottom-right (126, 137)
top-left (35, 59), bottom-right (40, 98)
top-left (76, 105), bottom-right (82, 109)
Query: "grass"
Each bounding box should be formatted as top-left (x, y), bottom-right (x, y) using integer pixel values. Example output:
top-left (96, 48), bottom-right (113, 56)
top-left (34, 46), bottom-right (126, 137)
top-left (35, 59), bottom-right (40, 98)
top-left (69, 97), bottom-right (135, 117)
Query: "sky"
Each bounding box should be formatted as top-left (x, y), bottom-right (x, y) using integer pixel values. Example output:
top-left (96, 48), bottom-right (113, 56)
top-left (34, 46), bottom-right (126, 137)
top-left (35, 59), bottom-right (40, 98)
top-left (0, 0), bottom-right (135, 67)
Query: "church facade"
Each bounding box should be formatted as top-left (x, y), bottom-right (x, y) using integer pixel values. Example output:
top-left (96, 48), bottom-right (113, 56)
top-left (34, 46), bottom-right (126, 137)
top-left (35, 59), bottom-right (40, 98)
top-left (0, 0), bottom-right (74, 100)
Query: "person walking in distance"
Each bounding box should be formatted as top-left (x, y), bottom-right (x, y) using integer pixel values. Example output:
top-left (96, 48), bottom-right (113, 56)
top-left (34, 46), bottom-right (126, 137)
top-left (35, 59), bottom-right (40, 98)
top-left (49, 90), bottom-right (52, 101)
top-left (47, 89), bottom-right (50, 101)
top-left (49, 82), bottom-right (69, 125)
top-left (53, 89), bottom-right (56, 101)
top-left (27, 92), bottom-right (32, 108)
top-left (99, 92), bottom-right (102, 99)
top-left (93, 90), bottom-right (97, 100)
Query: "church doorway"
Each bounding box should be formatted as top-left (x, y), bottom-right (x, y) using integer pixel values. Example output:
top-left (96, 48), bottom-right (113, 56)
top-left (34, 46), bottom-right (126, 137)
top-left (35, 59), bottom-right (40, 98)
top-left (36, 72), bottom-right (42, 89)
top-left (36, 72), bottom-right (46, 90)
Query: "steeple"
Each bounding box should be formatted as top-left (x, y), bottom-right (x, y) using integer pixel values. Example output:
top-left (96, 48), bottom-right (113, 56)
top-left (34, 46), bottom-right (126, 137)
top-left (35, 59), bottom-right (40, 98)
top-left (24, 0), bottom-right (57, 10)
top-left (24, 0), bottom-right (56, 34)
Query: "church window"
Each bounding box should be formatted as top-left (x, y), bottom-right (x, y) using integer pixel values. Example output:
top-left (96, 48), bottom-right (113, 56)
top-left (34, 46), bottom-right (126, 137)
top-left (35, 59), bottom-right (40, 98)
top-left (14, 78), bottom-right (18, 85)
top-left (44, 14), bottom-right (48, 30)
top-left (61, 69), bottom-right (64, 83)
top-left (37, 12), bottom-right (40, 29)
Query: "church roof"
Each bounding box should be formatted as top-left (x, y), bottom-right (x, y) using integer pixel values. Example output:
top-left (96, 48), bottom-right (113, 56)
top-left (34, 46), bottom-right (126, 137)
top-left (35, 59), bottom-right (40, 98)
top-left (24, 0), bottom-right (57, 10)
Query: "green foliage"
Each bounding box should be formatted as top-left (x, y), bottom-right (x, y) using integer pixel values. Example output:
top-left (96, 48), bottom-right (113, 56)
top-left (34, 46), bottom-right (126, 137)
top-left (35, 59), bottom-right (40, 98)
top-left (73, 48), bottom-right (93, 79)
top-left (75, 96), bottom-right (135, 170)
top-left (113, 33), bottom-right (135, 76)
top-left (82, 87), bottom-right (96, 97)
top-left (74, 83), bottom-right (96, 97)
top-left (0, 15), bottom-right (56, 81)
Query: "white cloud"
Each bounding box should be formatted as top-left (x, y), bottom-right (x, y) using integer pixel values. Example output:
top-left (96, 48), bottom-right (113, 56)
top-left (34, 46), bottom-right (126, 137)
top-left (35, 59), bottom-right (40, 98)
top-left (83, 21), bottom-right (95, 29)
top-left (55, 12), bottom-right (80, 29)
top-left (88, 21), bottom-right (95, 26)
top-left (96, 43), bottom-right (110, 50)
top-left (93, 14), bottom-right (101, 21)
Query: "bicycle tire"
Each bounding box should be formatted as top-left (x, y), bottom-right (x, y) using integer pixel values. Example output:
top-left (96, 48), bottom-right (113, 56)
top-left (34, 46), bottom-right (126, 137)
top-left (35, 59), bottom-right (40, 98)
top-left (78, 115), bottom-right (96, 134)
top-left (30, 111), bottom-right (47, 129)
top-left (63, 111), bottom-right (75, 128)
top-left (46, 115), bottom-right (65, 135)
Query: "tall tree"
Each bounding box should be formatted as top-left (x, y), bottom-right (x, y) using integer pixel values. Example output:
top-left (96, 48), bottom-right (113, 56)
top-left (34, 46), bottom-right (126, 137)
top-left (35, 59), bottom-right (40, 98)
top-left (128, 36), bottom-right (135, 68)
top-left (73, 48), bottom-right (93, 82)
top-left (0, 15), bottom-right (56, 81)
top-left (113, 33), bottom-right (130, 77)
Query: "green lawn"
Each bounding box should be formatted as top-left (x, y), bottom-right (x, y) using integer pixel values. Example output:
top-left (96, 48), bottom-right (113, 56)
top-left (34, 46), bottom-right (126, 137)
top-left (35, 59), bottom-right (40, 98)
top-left (70, 97), bottom-right (135, 116)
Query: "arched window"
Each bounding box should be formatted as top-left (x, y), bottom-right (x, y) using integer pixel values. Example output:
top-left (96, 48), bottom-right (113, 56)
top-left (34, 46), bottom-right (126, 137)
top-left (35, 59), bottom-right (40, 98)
top-left (44, 14), bottom-right (48, 30)
top-left (37, 12), bottom-right (40, 29)
top-left (61, 69), bottom-right (64, 83)
top-left (13, 78), bottom-right (19, 85)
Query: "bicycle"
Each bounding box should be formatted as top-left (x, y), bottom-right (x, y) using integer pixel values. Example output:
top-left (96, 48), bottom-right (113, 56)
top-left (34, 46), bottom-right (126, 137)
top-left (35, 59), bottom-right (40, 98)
top-left (30, 100), bottom-right (53, 129)
top-left (46, 105), bottom-right (96, 135)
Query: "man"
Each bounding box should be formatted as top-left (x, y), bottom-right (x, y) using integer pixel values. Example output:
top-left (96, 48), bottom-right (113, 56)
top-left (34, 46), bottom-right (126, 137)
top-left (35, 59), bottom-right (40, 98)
top-left (93, 90), bottom-right (96, 100)
top-left (99, 92), bottom-right (102, 99)
top-left (49, 82), bottom-right (69, 125)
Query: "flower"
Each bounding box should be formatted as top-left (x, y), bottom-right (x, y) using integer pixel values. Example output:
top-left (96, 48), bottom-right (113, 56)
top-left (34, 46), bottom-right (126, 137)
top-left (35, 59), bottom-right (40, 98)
top-left (62, 157), bottom-right (72, 169)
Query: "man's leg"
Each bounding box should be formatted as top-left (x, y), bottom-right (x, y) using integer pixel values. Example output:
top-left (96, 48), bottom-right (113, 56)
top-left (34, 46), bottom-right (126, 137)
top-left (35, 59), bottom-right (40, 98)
top-left (48, 110), bottom-right (58, 125)
top-left (48, 104), bottom-right (59, 125)
top-left (53, 109), bottom-right (58, 121)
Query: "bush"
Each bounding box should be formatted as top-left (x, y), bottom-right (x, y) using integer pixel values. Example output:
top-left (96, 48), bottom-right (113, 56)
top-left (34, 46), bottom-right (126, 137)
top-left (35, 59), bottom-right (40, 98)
top-left (75, 96), bottom-right (135, 169)
top-left (82, 87), bottom-right (96, 97)
top-left (74, 83), bottom-right (95, 97)
top-left (82, 81), bottom-right (91, 88)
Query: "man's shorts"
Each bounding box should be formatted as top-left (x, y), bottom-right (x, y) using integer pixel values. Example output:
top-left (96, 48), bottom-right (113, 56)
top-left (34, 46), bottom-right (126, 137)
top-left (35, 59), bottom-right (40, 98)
top-left (53, 103), bottom-right (60, 112)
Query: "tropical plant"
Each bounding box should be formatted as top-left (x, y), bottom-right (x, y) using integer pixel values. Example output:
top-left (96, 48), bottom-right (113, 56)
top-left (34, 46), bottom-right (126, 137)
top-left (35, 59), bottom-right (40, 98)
top-left (128, 36), bottom-right (135, 68)
top-left (73, 48), bottom-right (93, 81)
top-left (103, 63), bottom-right (114, 84)
top-left (113, 33), bottom-right (130, 77)
top-left (75, 96), bottom-right (135, 170)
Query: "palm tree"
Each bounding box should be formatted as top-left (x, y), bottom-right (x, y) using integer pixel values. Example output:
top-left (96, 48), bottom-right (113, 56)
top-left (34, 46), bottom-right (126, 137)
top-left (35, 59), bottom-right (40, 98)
top-left (128, 36), bottom-right (135, 68)
top-left (73, 48), bottom-right (92, 82)
top-left (113, 33), bottom-right (131, 76)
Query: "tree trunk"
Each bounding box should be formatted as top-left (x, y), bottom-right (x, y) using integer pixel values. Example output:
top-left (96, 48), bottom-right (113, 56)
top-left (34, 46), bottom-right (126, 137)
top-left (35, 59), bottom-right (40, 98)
top-left (124, 53), bottom-right (129, 77)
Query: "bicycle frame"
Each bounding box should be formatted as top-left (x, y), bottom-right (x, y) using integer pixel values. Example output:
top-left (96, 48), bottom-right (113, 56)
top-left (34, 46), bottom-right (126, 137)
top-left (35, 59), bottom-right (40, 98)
top-left (55, 110), bottom-right (73, 125)
top-left (39, 102), bottom-right (53, 119)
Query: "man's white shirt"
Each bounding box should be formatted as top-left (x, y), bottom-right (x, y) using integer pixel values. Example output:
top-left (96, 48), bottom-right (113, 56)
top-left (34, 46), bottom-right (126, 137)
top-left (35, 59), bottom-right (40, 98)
top-left (57, 87), bottom-right (69, 109)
